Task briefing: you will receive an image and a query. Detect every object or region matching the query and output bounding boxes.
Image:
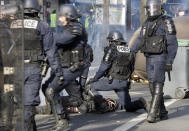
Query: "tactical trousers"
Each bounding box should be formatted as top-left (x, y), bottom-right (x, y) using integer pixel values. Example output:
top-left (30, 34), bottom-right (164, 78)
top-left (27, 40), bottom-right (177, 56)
top-left (54, 80), bottom-right (83, 108)
top-left (24, 66), bottom-right (42, 131)
top-left (24, 106), bottom-right (37, 131)
top-left (46, 68), bottom-right (82, 119)
top-left (90, 77), bottom-right (144, 112)
top-left (146, 55), bottom-right (166, 83)
top-left (146, 55), bottom-right (168, 121)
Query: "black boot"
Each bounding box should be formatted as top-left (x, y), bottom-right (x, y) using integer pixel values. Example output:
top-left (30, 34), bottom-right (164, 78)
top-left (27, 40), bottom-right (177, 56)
top-left (51, 104), bottom-right (69, 131)
top-left (148, 82), bottom-right (168, 120)
top-left (149, 82), bottom-right (154, 95)
top-left (45, 88), bottom-right (69, 130)
top-left (158, 98), bottom-right (168, 120)
top-left (51, 115), bottom-right (69, 131)
top-left (147, 83), bottom-right (163, 123)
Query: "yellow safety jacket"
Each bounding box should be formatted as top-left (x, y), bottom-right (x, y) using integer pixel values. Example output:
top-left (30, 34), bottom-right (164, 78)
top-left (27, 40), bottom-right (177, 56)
top-left (50, 13), bottom-right (56, 28)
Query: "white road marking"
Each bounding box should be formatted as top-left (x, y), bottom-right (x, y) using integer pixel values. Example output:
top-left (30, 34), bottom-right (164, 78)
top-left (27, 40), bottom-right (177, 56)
top-left (113, 99), bottom-right (178, 131)
top-left (130, 92), bottom-right (144, 95)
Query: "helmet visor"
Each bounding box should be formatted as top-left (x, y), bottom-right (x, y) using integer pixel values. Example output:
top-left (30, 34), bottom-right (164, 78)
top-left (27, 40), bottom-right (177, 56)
top-left (145, 4), bottom-right (161, 17)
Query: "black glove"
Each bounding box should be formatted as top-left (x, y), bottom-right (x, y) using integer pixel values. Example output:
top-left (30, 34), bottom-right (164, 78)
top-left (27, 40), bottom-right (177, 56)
top-left (165, 64), bottom-right (172, 72)
top-left (57, 75), bottom-right (64, 86)
top-left (69, 22), bottom-right (82, 36)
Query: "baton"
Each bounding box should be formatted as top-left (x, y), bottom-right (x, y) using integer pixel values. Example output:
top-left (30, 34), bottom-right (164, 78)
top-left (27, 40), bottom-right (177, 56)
top-left (167, 71), bottom-right (171, 81)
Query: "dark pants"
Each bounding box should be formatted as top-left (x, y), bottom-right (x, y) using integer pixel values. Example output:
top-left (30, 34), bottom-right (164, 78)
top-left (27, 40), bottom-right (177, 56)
top-left (24, 66), bottom-right (42, 131)
top-left (47, 68), bottom-right (82, 115)
top-left (90, 77), bottom-right (142, 111)
top-left (60, 80), bottom-right (83, 107)
top-left (146, 55), bottom-right (166, 83)
top-left (146, 55), bottom-right (167, 119)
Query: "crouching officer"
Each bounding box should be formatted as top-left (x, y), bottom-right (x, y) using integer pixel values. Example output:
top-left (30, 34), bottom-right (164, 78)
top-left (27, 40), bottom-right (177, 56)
top-left (82, 30), bottom-right (149, 113)
top-left (45, 4), bottom-right (88, 130)
top-left (10, 0), bottom-right (64, 130)
top-left (131, 0), bottom-right (178, 123)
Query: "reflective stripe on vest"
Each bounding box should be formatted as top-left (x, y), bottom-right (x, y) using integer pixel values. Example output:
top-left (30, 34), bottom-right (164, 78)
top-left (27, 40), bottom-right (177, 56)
top-left (50, 13), bottom-right (56, 28)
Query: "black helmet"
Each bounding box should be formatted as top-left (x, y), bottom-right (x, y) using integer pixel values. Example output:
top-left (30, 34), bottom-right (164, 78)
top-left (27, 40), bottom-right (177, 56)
top-left (0, 3), bottom-right (18, 16)
top-left (107, 30), bottom-right (126, 43)
top-left (59, 4), bottom-right (80, 20)
top-left (145, 0), bottom-right (162, 17)
top-left (23, 0), bottom-right (40, 13)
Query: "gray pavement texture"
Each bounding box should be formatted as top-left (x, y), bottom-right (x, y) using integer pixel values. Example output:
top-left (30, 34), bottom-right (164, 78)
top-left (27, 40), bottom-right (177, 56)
top-left (36, 84), bottom-right (189, 131)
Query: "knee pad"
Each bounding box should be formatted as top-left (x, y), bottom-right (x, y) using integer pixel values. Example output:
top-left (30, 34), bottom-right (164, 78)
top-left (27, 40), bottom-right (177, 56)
top-left (85, 85), bottom-right (94, 96)
top-left (45, 88), bottom-right (55, 101)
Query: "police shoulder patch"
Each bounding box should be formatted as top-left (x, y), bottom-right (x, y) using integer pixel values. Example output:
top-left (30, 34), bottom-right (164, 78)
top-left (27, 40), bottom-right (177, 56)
top-left (117, 46), bottom-right (130, 53)
top-left (163, 16), bottom-right (176, 35)
top-left (10, 19), bottom-right (38, 29)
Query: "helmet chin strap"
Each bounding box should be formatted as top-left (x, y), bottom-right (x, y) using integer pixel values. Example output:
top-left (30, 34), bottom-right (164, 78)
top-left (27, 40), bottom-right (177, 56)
top-left (147, 14), bottom-right (162, 21)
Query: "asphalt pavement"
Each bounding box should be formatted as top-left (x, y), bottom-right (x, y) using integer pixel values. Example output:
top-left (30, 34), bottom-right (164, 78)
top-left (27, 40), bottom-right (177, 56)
top-left (36, 83), bottom-right (189, 131)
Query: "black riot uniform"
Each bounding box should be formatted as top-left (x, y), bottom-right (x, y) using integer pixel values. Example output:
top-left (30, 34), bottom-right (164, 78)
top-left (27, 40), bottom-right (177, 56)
top-left (131, 0), bottom-right (178, 123)
top-left (45, 4), bottom-right (88, 131)
top-left (10, 0), bottom-right (63, 131)
top-left (80, 31), bottom-right (149, 113)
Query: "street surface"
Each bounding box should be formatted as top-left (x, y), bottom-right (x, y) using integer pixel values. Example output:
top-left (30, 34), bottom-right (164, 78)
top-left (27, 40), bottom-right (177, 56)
top-left (36, 83), bottom-right (189, 131)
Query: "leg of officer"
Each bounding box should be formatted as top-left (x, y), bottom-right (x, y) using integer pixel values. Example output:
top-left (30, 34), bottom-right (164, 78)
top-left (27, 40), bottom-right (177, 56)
top-left (146, 56), bottom-right (168, 123)
top-left (45, 73), bottom-right (69, 131)
top-left (45, 68), bottom-right (82, 130)
top-left (24, 67), bottom-right (42, 131)
top-left (64, 80), bottom-right (83, 107)
top-left (85, 78), bottom-right (148, 113)
top-left (148, 82), bottom-right (167, 120)
top-left (113, 81), bottom-right (148, 112)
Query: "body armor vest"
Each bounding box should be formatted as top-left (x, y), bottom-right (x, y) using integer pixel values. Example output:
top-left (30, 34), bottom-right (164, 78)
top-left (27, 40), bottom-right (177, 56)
top-left (140, 17), bottom-right (166, 54)
top-left (58, 43), bottom-right (85, 70)
top-left (107, 45), bottom-right (133, 80)
top-left (10, 18), bottom-right (43, 64)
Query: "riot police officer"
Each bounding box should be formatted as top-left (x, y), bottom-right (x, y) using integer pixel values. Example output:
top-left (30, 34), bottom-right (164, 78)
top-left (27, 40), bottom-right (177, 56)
top-left (83, 30), bottom-right (149, 113)
top-left (42, 43), bottom-right (93, 114)
top-left (45, 4), bottom-right (88, 130)
top-left (131, 0), bottom-right (178, 123)
top-left (9, 0), bottom-right (64, 130)
top-left (59, 43), bottom-right (93, 113)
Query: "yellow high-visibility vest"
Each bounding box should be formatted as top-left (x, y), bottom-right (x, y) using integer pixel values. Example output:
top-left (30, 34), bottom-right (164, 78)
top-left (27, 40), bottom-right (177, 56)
top-left (85, 17), bottom-right (89, 28)
top-left (50, 13), bottom-right (56, 28)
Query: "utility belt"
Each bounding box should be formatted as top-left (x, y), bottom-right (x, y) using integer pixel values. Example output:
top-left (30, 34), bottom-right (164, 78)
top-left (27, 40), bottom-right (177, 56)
top-left (107, 75), bottom-right (129, 84)
top-left (24, 55), bottom-right (44, 65)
